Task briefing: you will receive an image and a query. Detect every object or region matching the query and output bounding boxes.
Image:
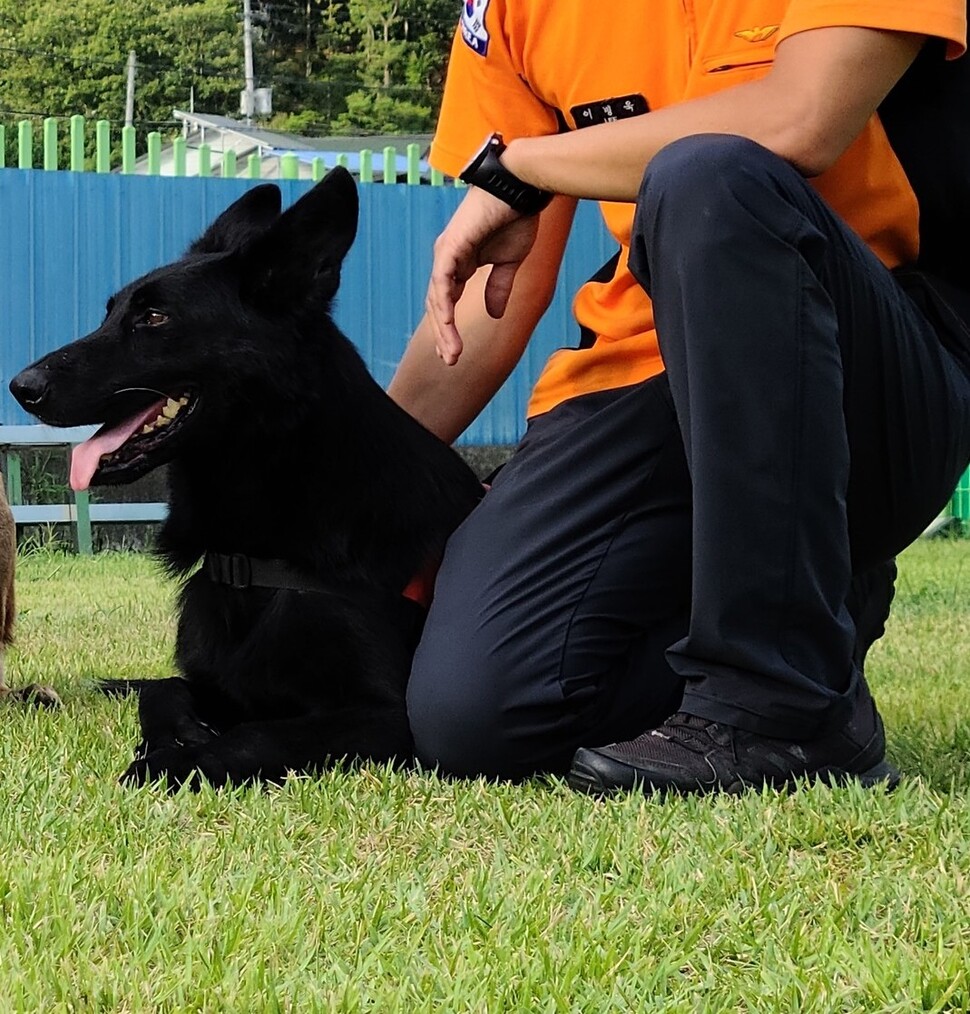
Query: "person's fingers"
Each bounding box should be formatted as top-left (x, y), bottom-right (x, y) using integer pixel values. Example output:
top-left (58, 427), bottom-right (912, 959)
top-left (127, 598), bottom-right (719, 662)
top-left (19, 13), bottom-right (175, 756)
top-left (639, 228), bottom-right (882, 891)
top-left (426, 265), bottom-right (466, 364)
top-left (483, 262), bottom-right (518, 320)
top-left (424, 190), bottom-right (532, 364)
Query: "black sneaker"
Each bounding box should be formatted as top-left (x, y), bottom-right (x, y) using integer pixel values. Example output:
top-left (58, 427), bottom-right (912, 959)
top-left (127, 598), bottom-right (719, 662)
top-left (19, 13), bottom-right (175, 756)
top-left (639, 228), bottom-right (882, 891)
top-left (568, 690), bottom-right (900, 795)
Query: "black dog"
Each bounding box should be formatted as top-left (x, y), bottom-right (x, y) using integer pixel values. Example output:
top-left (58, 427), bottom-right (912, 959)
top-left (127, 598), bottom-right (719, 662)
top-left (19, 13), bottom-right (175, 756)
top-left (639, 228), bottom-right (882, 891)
top-left (10, 169), bottom-right (483, 788)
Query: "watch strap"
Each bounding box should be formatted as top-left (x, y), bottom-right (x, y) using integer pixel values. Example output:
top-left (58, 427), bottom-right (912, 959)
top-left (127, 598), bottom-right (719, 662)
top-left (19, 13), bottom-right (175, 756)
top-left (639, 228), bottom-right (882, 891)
top-left (459, 133), bottom-right (554, 216)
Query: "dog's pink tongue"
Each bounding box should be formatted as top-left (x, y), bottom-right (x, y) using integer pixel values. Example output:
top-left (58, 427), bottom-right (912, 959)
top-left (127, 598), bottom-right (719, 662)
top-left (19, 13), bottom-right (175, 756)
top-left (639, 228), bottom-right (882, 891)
top-left (69, 401), bottom-right (165, 491)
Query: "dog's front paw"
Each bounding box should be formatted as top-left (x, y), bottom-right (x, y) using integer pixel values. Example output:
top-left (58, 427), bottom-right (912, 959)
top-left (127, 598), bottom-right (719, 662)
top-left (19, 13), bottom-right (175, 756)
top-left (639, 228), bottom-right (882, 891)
top-left (121, 745), bottom-right (229, 792)
top-left (170, 715), bottom-right (219, 749)
top-left (135, 719), bottom-right (219, 761)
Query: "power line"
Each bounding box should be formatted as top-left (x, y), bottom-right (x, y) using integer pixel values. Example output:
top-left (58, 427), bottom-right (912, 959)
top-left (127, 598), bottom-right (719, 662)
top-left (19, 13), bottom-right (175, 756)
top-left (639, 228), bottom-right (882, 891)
top-left (0, 45), bottom-right (445, 92)
top-left (0, 45), bottom-right (237, 78)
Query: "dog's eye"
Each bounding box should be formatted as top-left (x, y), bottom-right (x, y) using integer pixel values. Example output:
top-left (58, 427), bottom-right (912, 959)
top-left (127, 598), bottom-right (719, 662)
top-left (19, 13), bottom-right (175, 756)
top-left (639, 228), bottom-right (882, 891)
top-left (140, 310), bottom-right (170, 328)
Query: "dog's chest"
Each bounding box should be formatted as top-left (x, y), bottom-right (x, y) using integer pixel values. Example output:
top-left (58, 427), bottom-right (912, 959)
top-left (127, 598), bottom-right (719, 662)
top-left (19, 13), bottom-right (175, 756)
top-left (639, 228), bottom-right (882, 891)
top-left (174, 574), bottom-right (414, 719)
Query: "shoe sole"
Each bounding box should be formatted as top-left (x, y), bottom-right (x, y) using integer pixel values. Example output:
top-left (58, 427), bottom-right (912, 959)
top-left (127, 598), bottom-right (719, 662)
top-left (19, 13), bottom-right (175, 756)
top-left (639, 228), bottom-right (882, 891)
top-left (567, 750), bottom-right (901, 797)
top-left (819, 759), bottom-right (901, 791)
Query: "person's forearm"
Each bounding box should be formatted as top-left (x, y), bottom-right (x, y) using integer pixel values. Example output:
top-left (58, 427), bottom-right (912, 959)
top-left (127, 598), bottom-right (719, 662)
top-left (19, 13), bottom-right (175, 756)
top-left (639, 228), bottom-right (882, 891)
top-left (390, 249), bottom-right (562, 442)
top-left (390, 196), bottom-right (577, 442)
top-left (500, 27), bottom-right (925, 202)
top-left (389, 303), bottom-right (528, 443)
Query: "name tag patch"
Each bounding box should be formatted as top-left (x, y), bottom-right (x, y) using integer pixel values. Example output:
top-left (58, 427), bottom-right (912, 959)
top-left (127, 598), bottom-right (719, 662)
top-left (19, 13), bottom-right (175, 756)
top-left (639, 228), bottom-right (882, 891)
top-left (461, 0), bottom-right (491, 57)
top-left (571, 94), bottom-right (650, 128)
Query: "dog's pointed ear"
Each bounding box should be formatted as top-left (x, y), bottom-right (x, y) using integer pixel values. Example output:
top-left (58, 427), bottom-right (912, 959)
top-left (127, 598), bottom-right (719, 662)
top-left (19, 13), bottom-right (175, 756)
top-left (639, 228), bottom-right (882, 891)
top-left (242, 167), bottom-right (359, 305)
top-left (189, 184), bottom-right (283, 255)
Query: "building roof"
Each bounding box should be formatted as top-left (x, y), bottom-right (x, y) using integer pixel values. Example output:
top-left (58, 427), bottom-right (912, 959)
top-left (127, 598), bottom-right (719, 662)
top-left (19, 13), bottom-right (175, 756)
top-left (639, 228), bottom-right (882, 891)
top-left (127, 110), bottom-right (434, 180)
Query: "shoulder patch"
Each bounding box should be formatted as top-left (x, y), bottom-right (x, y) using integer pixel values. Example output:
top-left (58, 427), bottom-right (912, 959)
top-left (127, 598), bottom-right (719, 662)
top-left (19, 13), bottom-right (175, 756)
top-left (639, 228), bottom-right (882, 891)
top-left (461, 0), bottom-right (491, 57)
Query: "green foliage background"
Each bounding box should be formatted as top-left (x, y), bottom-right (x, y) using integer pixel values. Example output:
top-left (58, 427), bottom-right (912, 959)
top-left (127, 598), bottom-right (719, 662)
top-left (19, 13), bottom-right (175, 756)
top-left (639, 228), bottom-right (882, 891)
top-left (0, 0), bottom-right (458, 156)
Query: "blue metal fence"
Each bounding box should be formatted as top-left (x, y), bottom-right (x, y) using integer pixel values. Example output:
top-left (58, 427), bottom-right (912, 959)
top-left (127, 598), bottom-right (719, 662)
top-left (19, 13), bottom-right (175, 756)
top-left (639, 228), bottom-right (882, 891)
top-left (0, 169), bottom-right (614, 445)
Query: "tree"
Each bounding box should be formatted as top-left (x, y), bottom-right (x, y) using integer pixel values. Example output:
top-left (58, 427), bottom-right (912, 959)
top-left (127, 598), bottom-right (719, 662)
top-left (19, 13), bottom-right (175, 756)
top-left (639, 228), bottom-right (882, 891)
top-left (325, 0), bottom-right (454, 132)
top-left (258, 0), bottom-right (457, 134)
top-left (257, 0), bottom-right (359, 127)
top-left (0, 0), bottom-right (164, 120)
top-left (156, 0), bottom-right (242, 115)
top-left (0, 0), bottom-right (459, 147)
top-left (329, 89), bottom-right (430, 134)
top-left (0, 0), bottom-right (241, 126)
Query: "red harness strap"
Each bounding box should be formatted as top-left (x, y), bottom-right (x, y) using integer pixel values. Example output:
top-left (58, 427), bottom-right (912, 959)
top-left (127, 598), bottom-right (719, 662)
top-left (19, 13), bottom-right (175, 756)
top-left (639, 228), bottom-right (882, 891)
top-left (401, 559), bottom-right (440, 609)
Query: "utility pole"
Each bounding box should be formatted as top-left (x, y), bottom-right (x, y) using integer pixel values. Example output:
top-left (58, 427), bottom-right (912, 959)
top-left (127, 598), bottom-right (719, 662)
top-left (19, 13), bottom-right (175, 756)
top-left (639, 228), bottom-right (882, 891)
top-left (124, 51), bottom-right (137, 127)
top-left (242, 0), bottom-right (255, 125)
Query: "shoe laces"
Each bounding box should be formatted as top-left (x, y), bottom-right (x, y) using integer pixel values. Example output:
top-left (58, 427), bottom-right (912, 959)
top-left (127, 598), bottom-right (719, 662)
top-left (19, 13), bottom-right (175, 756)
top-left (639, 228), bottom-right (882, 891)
top-left (655, 712), bottom-right (724, 754)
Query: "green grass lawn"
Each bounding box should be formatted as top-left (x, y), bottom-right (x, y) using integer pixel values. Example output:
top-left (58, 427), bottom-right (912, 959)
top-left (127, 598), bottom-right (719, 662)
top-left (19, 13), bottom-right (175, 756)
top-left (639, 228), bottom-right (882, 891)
top-left (1, 541), bottom-right (968, 1012)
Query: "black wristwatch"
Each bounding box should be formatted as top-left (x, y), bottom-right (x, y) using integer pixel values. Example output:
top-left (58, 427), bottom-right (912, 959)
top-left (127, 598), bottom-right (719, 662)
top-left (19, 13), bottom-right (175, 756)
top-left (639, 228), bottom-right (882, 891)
top-left (459, 133), bottom-right (554, 216)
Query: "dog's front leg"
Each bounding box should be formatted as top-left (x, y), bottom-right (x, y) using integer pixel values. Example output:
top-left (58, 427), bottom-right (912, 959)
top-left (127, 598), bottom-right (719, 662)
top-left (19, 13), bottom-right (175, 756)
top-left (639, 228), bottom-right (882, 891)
top-left (121, 706), bottom-right (413, 791)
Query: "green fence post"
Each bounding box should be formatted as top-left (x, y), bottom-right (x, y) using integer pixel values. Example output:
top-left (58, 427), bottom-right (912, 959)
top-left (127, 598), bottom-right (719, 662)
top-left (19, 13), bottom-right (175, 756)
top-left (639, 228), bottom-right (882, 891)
top-left (222, 149), bottom-right (237, 178)
top-left (383, 146), bottom-right (396, 184)
top-left (280, 152), bottom-right (298, 180)
top-left (359, 149), bottom-right (373, 183)
top-left (0, 125), bottom-right (5, 169)
top-left (172, 137), bottom-right (186, 177)
top-left (951, 467), bottom-right (970, 532)
top-left (430, 167), bottom-right (444, 186)
top-left (43, 117), bottom-right (58, 170)
top-left (147, 132), bottom-right (162, 175)
top-left (121, 125), bottom-right (136, 174)
top-left (96, 120), bottom-right (111, 172)
top-left (3, 451), bottom-right (23, 506)
top-left (247, 152), bottom-right (261, 179)
top-left (336, 152), bottom-right (349, 170)
top-left (18, 120), bottom-right (33, 169)
top-left (198, 144), bottom-right (211, 177)
top-left (69, 115), bottom-right (85, 171)
top-left (73, 488), bottom-right (93, 555)
top-left (311, 156), bottom-right (326, 181)
top-left (406, 143), bottom-right (420, 185)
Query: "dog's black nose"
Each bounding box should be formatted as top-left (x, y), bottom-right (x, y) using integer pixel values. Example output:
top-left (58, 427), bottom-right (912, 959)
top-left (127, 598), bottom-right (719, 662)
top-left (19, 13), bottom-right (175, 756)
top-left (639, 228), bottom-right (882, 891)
top-left (9, 367), bottom-right (50, 411)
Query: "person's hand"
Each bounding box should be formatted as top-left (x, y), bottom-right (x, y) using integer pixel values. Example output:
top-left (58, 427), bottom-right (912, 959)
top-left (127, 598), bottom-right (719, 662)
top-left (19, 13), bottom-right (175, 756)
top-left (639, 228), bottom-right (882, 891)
top-left (426, 187), bottom-right (540, 365)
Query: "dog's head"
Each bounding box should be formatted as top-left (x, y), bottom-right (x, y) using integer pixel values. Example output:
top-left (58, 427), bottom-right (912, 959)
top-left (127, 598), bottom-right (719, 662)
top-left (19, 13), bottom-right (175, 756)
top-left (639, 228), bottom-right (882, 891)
top-left (9, 167), bottom-right (358, 490)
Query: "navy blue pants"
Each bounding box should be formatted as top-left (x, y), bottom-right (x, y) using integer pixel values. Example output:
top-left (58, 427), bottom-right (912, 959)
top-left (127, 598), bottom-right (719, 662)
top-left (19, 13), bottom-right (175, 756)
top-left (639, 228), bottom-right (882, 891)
top-left (408, 135), bottom-right (970, 780)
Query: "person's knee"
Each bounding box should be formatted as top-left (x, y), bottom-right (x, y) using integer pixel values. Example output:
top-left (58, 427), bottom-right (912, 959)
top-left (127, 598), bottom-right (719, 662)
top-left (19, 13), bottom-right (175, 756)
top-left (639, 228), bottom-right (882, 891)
top-left (407, 648), bottom-right (524, 780)
top-left (640, 134), bottom-right (780, 208)
top-left (630, 134), bottom-right (800, 289)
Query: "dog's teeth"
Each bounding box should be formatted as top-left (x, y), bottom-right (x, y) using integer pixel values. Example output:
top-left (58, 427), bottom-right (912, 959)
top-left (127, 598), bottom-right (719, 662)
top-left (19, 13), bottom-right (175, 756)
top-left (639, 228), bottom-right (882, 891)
top-left (140, 424), bottom-right (154, 435)
top-left (155, 415), bottom-right (173, 427)
top-left (163, 398), bottom-right (181, 419)
top-left (178, 396), bottom-right (189, 406)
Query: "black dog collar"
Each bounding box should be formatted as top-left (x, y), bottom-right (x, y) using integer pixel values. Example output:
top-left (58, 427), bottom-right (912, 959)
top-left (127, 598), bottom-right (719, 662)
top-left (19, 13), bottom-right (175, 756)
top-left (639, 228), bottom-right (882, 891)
top-left (459, 133), bottom-right (554, 216)
top-left (204, 552), bottom-right (331, 593)
top-left (203, 551), bottom-right (436, 608)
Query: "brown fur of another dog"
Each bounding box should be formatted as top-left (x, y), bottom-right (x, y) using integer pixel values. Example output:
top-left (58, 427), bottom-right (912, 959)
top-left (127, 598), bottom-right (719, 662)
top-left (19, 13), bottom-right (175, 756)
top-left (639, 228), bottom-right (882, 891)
top-left (0, 471), bottom-right (60, 707)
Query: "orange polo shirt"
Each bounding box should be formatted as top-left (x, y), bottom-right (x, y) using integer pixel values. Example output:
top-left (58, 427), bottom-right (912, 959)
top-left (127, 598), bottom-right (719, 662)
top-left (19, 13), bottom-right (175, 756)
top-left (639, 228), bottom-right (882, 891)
top-left (430, 0), bottom-right (967, 419)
